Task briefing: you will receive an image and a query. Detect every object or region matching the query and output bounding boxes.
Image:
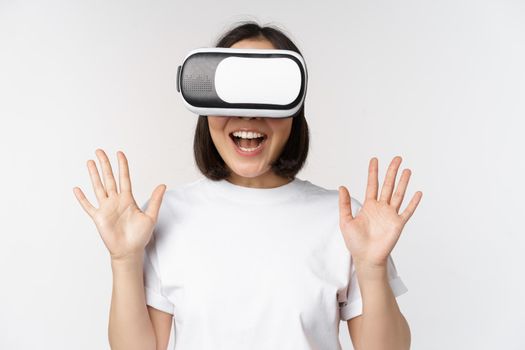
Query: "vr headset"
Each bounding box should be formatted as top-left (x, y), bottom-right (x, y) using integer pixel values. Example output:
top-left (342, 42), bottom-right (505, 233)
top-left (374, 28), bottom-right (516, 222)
top-left (176, 47), bottom-right (308, 118)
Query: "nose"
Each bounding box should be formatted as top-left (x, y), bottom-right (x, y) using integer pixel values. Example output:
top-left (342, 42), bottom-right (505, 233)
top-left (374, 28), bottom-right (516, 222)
top-left (238, 116), bottom-right (260, 120)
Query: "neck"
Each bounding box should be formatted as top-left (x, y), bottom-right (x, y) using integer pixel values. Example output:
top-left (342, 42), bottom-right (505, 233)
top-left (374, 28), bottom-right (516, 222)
top-left (226, 171), bottom-right (293, 189)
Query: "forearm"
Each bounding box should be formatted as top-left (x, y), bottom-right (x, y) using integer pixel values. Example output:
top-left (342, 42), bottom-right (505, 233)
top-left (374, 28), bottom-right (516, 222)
top-left (355, 264), bottom-right (411, 350)
top-left (108, 254), bottom-right (156, 350)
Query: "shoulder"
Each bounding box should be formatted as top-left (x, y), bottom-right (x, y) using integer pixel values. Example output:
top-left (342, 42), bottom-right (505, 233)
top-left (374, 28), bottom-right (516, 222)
top-left (141, 178), bottom-right (209, 243)
top-left (163, 177), bottom-right (207, 201)
top-left (299, 179), bottom-right (363, 212)
top-left (140, 177), bottom-right (207, 214)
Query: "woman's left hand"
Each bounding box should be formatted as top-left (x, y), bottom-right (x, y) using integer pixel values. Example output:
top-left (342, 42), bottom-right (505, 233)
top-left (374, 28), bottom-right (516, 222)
top-left (338, 156), bottom-right (423, 269)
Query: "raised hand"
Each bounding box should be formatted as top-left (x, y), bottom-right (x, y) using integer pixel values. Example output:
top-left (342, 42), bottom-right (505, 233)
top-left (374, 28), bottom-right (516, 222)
top-left (73, 149), bottom-right (166, 261)
top-left (338, 156), bottom-right (422, 269)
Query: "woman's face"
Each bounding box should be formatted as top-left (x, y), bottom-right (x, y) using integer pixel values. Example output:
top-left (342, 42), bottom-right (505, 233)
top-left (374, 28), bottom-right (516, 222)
top-left (207, 37), bottom-right (294, 187)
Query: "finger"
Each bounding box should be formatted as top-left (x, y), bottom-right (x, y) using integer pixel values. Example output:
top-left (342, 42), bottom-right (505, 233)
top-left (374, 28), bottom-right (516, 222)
top-left (365, 157), bottom-right (379, 201)
top-left (338, 186), bottom-right (354, 222)
top-left (144, 184), bottom-right (167, 222)
top-left (379, 156), bottom-right (402, 203)
top-left (391, 168), bottom-right (411, 212)
top-left (73, 186), bottom-right (97, 217)
top-left (399, 191), bottom-right (423, 224)
top-left (117, 151), bottom-right (132, 193)
top-left (95, 149), bottom-right (118, 196)
top-left (87, 159), bottom-right (107, 203)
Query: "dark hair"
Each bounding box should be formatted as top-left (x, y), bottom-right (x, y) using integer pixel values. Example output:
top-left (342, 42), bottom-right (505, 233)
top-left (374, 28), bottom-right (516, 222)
top-left (193, 21), bottom-right (310, 181)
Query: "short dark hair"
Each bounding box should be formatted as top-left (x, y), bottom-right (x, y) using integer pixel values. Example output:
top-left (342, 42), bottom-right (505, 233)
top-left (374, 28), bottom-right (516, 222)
top-left (193, 21), bottom-right (310, 181)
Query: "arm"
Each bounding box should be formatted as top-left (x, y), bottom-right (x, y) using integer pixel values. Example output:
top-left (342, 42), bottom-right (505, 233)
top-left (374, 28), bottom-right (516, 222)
top-left (338, 156), bottom-right (422, 350)
top-left (147, 306), bottom-right (173, 350)
top-left (108, 254), bottom-right (157, 350)
top-left (346, 264), bottom-right (410, 350)
top-left (73, 149), bottom-right (172, 350)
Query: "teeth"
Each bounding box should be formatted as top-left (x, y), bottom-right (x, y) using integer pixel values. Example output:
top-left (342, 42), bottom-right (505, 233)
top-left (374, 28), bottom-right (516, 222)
top-left (238, 142), bottom-right (264, 152)
top-left (232, 130), bottom-right (266, 139)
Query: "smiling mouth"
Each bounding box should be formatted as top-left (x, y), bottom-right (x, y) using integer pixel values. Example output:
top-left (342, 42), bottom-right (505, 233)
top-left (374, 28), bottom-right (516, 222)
top-left (229, 133), bottom-right (267, 147)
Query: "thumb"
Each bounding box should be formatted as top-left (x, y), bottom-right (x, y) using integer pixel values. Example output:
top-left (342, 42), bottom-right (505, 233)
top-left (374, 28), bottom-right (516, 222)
top-left (145, 184), bottom-right (167, 222)
top-left (338, 186), bottom-right (353, 222)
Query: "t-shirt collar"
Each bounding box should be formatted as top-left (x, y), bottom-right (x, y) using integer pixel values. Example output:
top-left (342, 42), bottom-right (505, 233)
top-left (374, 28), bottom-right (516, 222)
top-left (203, 176), bottom-right (304, 203)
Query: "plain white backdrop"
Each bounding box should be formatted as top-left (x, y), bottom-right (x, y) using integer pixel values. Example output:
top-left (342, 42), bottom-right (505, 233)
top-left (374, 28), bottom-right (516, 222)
top-left (1, 0), bottom-right (524, 349)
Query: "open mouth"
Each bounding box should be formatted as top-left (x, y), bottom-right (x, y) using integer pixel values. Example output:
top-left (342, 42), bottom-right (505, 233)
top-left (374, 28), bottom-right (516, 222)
top-left (229, 132), bottom-right (268, 152)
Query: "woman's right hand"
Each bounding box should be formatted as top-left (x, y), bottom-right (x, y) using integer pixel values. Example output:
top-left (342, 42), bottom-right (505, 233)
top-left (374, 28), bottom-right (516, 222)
top-left (73, 149), bottom-right (166, 262)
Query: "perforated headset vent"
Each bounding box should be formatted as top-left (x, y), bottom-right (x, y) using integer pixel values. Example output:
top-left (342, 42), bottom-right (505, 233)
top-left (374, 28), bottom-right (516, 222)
top-left (183, 74), bottom-right (212, 94)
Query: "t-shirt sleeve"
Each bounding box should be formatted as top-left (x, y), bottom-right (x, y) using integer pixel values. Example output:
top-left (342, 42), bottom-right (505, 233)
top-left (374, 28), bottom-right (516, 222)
top-left (140, 200), bottom-right (175, 315)
top-left (339, 254), bottom-right (408, 321)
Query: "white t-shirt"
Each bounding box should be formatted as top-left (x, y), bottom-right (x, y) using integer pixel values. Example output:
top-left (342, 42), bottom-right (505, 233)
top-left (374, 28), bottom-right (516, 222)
top-left (141, 176), bottom-right (408, 349)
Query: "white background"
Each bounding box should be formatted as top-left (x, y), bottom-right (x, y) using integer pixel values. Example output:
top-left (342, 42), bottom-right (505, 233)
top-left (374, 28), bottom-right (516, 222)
top-left (1, 0), bottom-right (524, 349)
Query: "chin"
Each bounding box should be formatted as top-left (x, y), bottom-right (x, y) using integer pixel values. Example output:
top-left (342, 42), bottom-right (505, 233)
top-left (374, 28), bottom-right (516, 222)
top-left (229, 165), bottom-right (267, 178)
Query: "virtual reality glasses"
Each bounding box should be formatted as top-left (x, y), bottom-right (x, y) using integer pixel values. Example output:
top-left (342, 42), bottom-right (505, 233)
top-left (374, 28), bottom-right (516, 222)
top-left (176, 47), bottom-right (308, 118)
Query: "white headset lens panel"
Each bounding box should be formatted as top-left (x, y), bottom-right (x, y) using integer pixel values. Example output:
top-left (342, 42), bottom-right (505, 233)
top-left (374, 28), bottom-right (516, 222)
top-left (214, 57), bottom-right (301, 105)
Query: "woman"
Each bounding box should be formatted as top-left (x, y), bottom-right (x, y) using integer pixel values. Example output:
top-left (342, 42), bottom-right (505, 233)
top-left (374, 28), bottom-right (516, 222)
top-left (73, 21), bottom-right (422, 350)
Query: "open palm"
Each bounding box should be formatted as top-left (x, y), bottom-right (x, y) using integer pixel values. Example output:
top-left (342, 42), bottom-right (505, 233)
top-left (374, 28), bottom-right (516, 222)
top-left (338, 156), bottom-right (422, 268)
top-left (73, 149), bottom-right (166, 261)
